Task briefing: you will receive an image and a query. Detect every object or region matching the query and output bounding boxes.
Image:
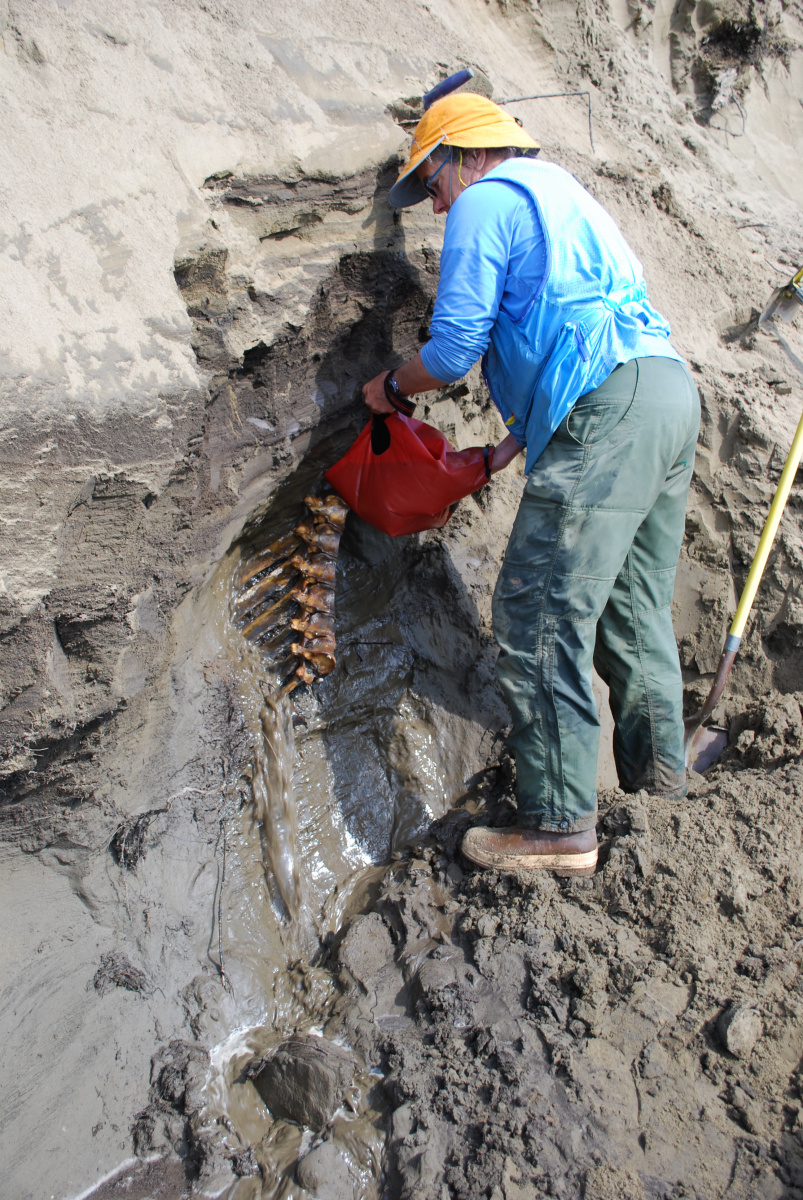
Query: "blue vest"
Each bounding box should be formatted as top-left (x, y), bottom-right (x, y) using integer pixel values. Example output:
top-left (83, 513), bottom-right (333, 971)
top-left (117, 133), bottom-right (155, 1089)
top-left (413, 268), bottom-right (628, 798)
top-left (479, 159), bottom-right (683, 472)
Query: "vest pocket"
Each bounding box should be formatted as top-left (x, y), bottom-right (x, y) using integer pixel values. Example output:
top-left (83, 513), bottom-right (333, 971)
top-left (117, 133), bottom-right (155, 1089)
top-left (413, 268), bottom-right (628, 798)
top-left (575, 323), bottom-right (590, 362)
top-left (539, 321), bottom-right (599, 447)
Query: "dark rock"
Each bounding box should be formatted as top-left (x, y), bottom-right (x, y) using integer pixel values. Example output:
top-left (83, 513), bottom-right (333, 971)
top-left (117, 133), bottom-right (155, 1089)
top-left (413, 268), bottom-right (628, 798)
top-left (251, 1035), bottom-right (355, 1131)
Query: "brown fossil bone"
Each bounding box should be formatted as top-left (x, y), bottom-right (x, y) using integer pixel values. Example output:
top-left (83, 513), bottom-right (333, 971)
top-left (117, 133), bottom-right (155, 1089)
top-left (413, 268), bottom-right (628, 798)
top-left (304, 493), bottom-right (349, 530)
top-left (241, 592), bottom-right (298, 642)
top-left (290, 553), bottom-right (336, 587)
top-left (283, 660), bottom-right (316, 694)
top-left (293, 647), bottom-right (336, 675)
top-left (234, 561), bottom-right (299, 620)
top-left (232, 489), bottom-right (349, 692)
top-left (289, 585), bottom-right (335, 615)
top-left (238, 531), bottom-right (302, 588)
top-left (294, 520), bottom-right (342, 559)
top-left (290, 631), bottom-right (336, 657)
top-left (289, 612), bottom-right (334, 639)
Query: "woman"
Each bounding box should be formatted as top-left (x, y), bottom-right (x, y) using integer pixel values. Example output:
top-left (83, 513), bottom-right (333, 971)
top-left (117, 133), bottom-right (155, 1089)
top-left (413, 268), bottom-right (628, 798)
top-left (362, 93), bottom-right (700, 876)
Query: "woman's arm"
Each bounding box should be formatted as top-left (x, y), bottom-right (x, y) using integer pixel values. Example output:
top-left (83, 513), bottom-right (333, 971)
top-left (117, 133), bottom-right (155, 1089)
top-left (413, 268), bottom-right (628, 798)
top-left (363, 183), bottom-right (525, 414)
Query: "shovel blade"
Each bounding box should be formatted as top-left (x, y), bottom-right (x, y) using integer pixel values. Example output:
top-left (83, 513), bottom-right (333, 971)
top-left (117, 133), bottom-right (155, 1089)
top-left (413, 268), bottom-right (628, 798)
top-left (690, 726), bottom-right (728, 773)
top-left (773, 286), bottom-right (803, 323)
top-left (760, 278), bottom-right (803, 325)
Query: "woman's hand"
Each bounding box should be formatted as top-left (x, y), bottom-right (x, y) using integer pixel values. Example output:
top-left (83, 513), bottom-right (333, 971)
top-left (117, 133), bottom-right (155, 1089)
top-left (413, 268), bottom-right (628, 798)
top-left (362, 371), bottom-right (395, 415)
top-left (363, 355), bottom-right (447, 414)
top-left (490, 432), bottom-right (524, 474)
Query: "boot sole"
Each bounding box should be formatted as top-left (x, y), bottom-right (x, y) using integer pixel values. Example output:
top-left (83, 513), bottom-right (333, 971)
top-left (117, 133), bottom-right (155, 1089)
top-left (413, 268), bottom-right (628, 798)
top-left (462, 844), bottom-right (598, 877)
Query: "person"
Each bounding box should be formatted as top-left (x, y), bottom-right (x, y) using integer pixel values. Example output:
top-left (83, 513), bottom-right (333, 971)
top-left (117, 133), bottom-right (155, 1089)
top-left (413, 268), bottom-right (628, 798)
top-left (362, 93), bottom-right (700, 877)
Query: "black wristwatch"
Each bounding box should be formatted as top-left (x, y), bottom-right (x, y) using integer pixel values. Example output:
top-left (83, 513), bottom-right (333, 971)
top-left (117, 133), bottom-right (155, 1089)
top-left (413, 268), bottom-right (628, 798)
top-left (383, 372), bottom-right (416, 417)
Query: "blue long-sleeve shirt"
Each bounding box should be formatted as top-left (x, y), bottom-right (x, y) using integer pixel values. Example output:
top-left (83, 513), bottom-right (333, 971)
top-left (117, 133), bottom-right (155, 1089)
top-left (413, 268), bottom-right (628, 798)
top-left (420, 176), bottom-right (548, 383)
top-left (421, 158), bottom-right (682, 469)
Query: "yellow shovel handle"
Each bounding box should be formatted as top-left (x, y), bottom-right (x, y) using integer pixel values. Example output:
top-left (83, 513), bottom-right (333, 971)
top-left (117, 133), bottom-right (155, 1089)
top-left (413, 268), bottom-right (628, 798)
top-left (729, 402), bottom-right (803, 642)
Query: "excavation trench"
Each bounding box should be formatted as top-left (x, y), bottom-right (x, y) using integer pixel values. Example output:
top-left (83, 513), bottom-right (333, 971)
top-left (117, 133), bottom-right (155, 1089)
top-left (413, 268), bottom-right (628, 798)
top-left (48, 171), bottom-right (525, 1199)
top-left (91, 174), bottom-right (623, 1196)
top-left (5, 111), bottom-right (801, 1200)
top-left (159, 444), bottom-right (515, 1195)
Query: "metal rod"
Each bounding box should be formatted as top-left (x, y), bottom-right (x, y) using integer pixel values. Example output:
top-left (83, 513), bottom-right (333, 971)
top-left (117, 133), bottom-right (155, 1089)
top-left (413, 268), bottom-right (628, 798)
top-left (498, 91), bottom-right (595, 153)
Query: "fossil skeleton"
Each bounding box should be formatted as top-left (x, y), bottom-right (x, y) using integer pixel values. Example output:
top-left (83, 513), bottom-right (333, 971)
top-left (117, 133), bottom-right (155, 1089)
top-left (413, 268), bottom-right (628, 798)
top-left (232, 492), bottom-right (349, 692)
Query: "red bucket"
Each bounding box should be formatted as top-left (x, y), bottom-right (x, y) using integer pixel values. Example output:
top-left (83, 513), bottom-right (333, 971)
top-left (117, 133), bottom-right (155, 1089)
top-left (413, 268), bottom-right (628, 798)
top-left (325, 412), bottom-right (490, 537)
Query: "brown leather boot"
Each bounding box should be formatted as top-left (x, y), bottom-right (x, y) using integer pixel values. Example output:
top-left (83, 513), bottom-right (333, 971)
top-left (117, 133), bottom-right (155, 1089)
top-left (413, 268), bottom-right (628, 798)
top-left (461, 825), bottom-right (597, 877)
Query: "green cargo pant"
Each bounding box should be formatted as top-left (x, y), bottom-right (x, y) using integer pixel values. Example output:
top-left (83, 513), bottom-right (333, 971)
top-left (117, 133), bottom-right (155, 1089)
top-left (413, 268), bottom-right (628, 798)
top-left (493, 357), bottom-right (700, 832)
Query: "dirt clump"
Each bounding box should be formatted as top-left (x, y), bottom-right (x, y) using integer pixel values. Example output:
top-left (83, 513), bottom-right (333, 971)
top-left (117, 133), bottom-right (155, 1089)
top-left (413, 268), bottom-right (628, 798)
top-left (324, 762), bottom-right (803, 1198)
top-left (133, 1039), bottom-right (211, 1163)
top-left (297, 1140), bottom-right (358, 1197)
top-left (725, 689), bottom-right (803, 769)
top-left (92, 951), bottom-right (153, 998)
top-left (249, 1035), bottom-right (357, 1132)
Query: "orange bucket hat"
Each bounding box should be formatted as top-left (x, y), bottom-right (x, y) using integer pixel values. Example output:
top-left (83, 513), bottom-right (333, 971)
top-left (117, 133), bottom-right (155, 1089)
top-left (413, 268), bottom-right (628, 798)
top-left (389, 92), bottom-right (540, 208)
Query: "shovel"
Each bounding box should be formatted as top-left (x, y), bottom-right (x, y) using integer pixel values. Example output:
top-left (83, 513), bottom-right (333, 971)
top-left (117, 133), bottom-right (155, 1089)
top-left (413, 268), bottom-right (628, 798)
top-left (760, 264), bottom-right (803, 324)
top-left (684, 398), bottom-right (803, 768)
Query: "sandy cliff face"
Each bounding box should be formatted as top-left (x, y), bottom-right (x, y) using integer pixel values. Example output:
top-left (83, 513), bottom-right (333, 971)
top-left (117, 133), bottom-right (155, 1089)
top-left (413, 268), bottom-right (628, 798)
top-left (1, 1), bottom-right (803, 1198)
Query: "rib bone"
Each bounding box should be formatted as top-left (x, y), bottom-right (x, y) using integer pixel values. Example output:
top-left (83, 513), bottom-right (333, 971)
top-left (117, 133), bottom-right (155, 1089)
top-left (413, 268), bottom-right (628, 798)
top-left (232, 488), bottom-right (349, 690)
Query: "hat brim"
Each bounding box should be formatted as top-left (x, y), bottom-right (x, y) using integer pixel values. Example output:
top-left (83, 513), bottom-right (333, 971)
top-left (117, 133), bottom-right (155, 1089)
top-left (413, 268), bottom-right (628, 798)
top-left (388, 137), bottom-right (445, 208)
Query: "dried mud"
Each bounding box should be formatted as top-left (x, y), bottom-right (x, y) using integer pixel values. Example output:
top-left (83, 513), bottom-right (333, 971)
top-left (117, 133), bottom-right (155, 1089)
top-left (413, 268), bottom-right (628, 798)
top-left (2, 1), bottom-right (803, 1199)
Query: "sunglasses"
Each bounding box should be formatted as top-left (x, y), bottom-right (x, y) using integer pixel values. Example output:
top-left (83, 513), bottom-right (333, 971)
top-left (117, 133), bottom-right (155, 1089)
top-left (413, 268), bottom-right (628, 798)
top-left (423, 154), bottom-right (450, 199)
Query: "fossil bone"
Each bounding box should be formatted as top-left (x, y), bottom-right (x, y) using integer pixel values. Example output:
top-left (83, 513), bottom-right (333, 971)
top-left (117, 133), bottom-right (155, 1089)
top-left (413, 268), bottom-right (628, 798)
top-left (294, 648), bottom-right (336, 675)
top-left (294, 520), bottom-right (342, 559)
top-left (290, 631), bottom-right (336, 656)
top-left (290, 553), bottom-right (336, 587)
top-left (283, 661), bottom-right (316, 694)
top-left (304, 493), bottom-right (349, 529)
top-left (235, 561), bottom-right (299, 618)
top-left (290, 612), bottom-right (334, 639)
top-left (241, 592), bottom-right (298, 642)
top-left (232, 489), bottom-right (348, 691)
top-left (290, 585), bottom-right (335, 615)
top-left (238, 531), bottom-right (302, 588)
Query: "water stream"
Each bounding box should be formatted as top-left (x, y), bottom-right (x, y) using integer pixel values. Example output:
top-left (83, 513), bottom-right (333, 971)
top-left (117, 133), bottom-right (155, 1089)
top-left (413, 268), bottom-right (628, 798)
top-left (192, 497), bottom-right (389, 1197)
